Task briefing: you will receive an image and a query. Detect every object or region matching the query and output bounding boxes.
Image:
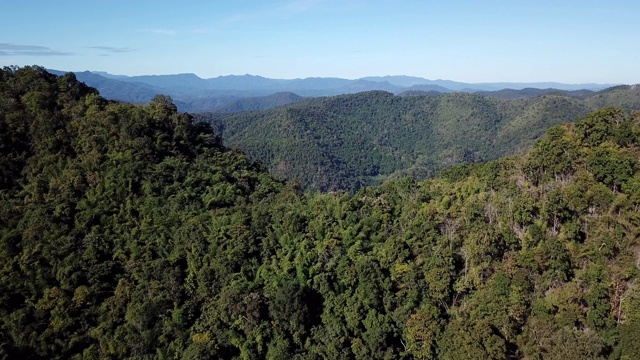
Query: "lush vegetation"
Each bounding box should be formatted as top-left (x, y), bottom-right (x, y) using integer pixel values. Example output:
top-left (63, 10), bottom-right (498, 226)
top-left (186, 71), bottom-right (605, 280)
top-left (472, 88), bottom-right (596, 100)
top-left (196, 86), bottom-right (640, 192)
top-left (213, 92), bottom-right (303, 114)
top-left (1, 67), bottom-right (640, 359)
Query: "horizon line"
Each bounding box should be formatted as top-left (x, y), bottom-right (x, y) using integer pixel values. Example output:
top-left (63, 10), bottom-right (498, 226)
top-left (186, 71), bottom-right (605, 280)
top-left (44, 68), bottom-right (626, 86)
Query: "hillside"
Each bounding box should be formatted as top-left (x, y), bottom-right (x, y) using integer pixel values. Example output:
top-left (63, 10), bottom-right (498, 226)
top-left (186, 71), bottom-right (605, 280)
top-left (473, 88), bottom-right (596, 100)
top-left (211, 91), bottom-right (304, 113)
top-left (1, 67), bottom-right (640, 359)
top-left (585, 85), bottom-right (640, 109)
top-left (196, 87), bottom-right (640, 192)
top-left (0, 66), bottom-right (284, 358)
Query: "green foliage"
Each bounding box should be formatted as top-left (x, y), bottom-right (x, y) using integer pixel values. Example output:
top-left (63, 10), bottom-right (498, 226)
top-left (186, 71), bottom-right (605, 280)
top-left (1, 67), bottom-right (639, 359)
top-left (587, 144), bottom-right (635, 190)
top-left (575, 107), bottom-right (631, 147)
top-left (524, 125), bottom-right (578, 184)
top-left (195, 89), bottom-right (637, 192)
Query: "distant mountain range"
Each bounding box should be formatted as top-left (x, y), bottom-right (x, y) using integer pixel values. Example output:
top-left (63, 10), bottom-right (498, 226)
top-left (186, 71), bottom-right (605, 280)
top-left (48, 69), bottom-right (618, 113)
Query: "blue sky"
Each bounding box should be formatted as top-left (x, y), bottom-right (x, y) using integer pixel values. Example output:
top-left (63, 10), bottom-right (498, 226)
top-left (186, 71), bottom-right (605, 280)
top-left (1, 0), bottom-right (638, 83)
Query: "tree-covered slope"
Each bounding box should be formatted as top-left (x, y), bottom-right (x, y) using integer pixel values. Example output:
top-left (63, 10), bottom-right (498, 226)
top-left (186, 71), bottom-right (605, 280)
top-left (1, 67), bottom-right (640, 359)
top-left (472, 87), bottom-right (599, 100)
top-left (0, 66), bottom-right (283, 359)
top-left (585, 84), bottom-right (640, 110)
top-left (214, 92), bottom-right (304, 113)
top-left (198, 88), bottom-right (640, 192)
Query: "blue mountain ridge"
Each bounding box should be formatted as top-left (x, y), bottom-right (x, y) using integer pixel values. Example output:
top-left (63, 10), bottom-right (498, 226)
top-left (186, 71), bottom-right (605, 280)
top-left (49, 69), bottom-right (619, 113)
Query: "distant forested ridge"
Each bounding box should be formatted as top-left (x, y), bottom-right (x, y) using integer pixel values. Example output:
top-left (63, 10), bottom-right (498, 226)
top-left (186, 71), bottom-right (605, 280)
top-left (1, 67), bottom-right (640, 359)
top-left (196, 86), bottom-right (640, 192)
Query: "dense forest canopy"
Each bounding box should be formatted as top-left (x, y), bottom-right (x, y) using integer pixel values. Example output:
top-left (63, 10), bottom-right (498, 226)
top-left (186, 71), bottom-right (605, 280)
top-left (196, 85), bottom-right (640, 192)
top-left (1, 66), bottom-right (640, 359)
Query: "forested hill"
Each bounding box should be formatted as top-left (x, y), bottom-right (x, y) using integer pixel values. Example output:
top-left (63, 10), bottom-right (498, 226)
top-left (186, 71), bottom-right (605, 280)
top-left (0, 66), bottom-right (285, 358)
top-left (2, 67), bottom-right (640, 359)
top-left (196, 86), bottom-right (640, 192)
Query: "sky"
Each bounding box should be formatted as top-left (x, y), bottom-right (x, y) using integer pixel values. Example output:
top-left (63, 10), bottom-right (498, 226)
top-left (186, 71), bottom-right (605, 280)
top-left (1, 0), bottom-right (639, 84)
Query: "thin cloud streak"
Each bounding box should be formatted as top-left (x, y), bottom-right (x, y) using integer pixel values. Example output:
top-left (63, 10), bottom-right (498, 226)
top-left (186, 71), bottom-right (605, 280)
top-left (90, 46), bottom-right (137, 53)
top-left (0, 43), bottom-right (73, 56)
